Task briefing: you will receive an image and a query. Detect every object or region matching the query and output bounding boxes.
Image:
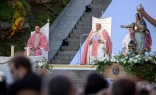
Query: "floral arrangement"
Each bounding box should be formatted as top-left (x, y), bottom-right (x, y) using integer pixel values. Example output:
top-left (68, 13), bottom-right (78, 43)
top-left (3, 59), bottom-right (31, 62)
top-left (94, 53), bottom-right (156, 83)
top-left (35, 58), bottom-right (53, 72)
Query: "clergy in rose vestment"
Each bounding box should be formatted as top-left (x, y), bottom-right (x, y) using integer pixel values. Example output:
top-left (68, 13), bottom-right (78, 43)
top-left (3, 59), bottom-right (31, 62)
top-left (81, 23), bottom-right (112, 65)
top-left (26, 26), bottom-right (49, 56)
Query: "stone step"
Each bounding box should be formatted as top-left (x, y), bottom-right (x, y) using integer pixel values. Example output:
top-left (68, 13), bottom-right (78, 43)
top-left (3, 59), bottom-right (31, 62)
top-left (69, 30), bottom-right (90, 38)
top-left (76, 23), bottom-right (91, 27)
top-left (67, 41), bottom-right (85, 48)
top-left (70, 34), bottom-right (81, 39)
top-left (52, 69), bottom-right (96, 88)
top-left (78, 20), bottom-right (92, 26)
top-left (68, 38), bottom-right (80, 43)
top-left (57, 51), bottom-right (77, 55)
top-left (60, 46), bottom-right (80, 51)
top-left (83, 11), bottom-right (102, 17)
top-left (77, 22), bottom-right (92, 27)
top-left (82, 11), bottom-right (104, 17)
top-left (82, 13), bottom-right (94, 18)
top-left (68, 42), bottom-right (80, 47)
top-left (70, 31), bottom-right (89, 36)
top-left (68, 38), bottom-right (86, 43)
top-left (92, 4), bottom-right (106, 8)
top-left (54, 55), bottom-right (74, 60)
top-left (80, 16), bottom-right (92, 22)
top-left (92, 9), bottom-right (105, 13)
top-left (69, 34), bottom-right (89, 40)
top-left (92, 0), bottom-right (109, 4)
top-left (79, 19), bottom-right (92, 24)
top-left (72, 28), bottom-right (91, 33)
top-left (67, 40), bottom-right (80, 45)
top-left (51, 59), bottom-right (71, 64)
top-left (70, 33), bottom-right (89, 39)
top-left (76, 24), bottom-right (91, 29)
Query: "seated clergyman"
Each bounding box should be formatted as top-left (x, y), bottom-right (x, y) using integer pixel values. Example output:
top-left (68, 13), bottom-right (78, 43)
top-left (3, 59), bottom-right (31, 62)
top-left (26, 26), bottom-right (49, 56)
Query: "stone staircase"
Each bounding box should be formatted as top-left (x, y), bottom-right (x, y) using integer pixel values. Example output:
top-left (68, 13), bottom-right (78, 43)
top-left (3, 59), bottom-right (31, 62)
top-left (52, 65), bottom-right (97, 88)
top-left (50, 0), bottom-right (112, 64)
top-left (53, 69), bottom-right (96, 88)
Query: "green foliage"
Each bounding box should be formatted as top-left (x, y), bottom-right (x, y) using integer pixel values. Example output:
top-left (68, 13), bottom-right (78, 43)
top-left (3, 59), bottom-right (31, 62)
top-left (0, 28), bottom-right (30, 56)
top-left (93, 58), bottom-right (112, 74)
top-left (119, 54), bottom-right (156, 83)
top-left (35, 58), bottom-right (53, 72)
top-left (29, 4), bottom-right (52, 30)
top-left (29, 0), bottom-right (70, 30)
top-left (63, 0), bottom-right (70, 6)
top-left (0, 0), bottom-right (70, 56)
top-left (94, 54), bottom-right (156, 83)
top-left (0, 2), bottom-right (12, 22)
top-left (21, 0), bottom-right (31, 19)
top-left (121, 63), bottom-right (156, 83)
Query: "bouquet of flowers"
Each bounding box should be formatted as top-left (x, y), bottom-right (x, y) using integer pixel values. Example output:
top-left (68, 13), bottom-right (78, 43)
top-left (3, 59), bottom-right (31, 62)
top-left (35, 57), bottom-right (53, 72)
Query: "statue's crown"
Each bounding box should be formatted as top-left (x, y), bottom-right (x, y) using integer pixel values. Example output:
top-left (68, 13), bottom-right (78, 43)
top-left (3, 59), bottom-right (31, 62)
top-left (136, 5), bottom-right (142, 14)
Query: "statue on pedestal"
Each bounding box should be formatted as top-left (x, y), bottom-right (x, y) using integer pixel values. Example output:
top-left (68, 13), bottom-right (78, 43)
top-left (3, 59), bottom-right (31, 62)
top-left (121, 9), bottom-right (152, 55)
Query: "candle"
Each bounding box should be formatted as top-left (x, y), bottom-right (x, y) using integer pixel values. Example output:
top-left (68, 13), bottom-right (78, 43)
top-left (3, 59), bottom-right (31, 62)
top-left (11, 45), bottom-right (14, 57)
top-left (27, 46), bottom-right (30, 57)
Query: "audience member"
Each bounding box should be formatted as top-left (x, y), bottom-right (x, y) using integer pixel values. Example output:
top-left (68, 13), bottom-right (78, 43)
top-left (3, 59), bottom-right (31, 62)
top-left (48, 75), bottom-right (75, 95)
top-left (1, 54), bottom-right (154, 95)
top-left (62, 38), bottom-right (69, 46)
top-left (139, 88), bottom-right (150, 95)
top-left (85, 5), bottom-right (92, 12)
top-left (7, 55), bottom-right (41, 95)
top-left (84, 73), bottom-right (109, 95)
top-left (8, 80), bottom-right (39, 95)
top-left (136, 81), bottom-right (155, 95)
top-left (111, 78), bottom-right (136, 95)
top-left (16, 89), bottom-right (39, 95)
top-left (96, 89), bottom-right (109, 95)
top-left (0, 71), bottom-right (7, 95)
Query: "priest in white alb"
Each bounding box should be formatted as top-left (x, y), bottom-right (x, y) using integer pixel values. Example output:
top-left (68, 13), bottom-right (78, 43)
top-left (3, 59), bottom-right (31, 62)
top-left (25, 26), bottom-right (49, 56)
top-left (122, 29), bottom-right (131, 55)
top-left (81, 23), bottom-right (112, 65)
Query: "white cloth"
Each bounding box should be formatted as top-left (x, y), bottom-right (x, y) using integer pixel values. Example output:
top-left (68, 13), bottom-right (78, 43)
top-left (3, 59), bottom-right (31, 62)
top-left (122, 34), bottom-right (131, 53)
top-left (34, 34), bottom-right (39, 49)
top-left (31, 34), bottom-right (40, 56)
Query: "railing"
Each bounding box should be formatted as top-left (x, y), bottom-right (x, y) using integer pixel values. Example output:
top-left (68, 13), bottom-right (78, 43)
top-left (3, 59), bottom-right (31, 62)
top-left (79, 34), bottom-right (89, 64)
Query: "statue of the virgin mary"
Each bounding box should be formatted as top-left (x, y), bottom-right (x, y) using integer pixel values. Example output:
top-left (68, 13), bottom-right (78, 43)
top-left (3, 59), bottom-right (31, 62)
top-left (121, 9), bottom-right (152, 55)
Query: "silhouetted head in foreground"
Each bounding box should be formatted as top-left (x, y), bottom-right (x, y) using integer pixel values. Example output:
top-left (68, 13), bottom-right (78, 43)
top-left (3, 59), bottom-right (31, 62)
top-left (112, 78), bottom-right (136, 95)
top-left (8, 54), bottom-right (32, 81)
top-left (0, 71), bottom-right (7, 95)
top-left (48, 75), bottom-right (74, 95)
top-left (139, 88), bottom-right (150, 95)
top-left (7, 54), bottom-right (41, 95)
top-left (84, 73), bottom-right (109, 95)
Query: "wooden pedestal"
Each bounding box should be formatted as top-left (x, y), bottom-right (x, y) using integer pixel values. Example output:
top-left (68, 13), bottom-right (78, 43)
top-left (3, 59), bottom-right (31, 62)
top-left (103, 63), bottom-right (143, 81)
